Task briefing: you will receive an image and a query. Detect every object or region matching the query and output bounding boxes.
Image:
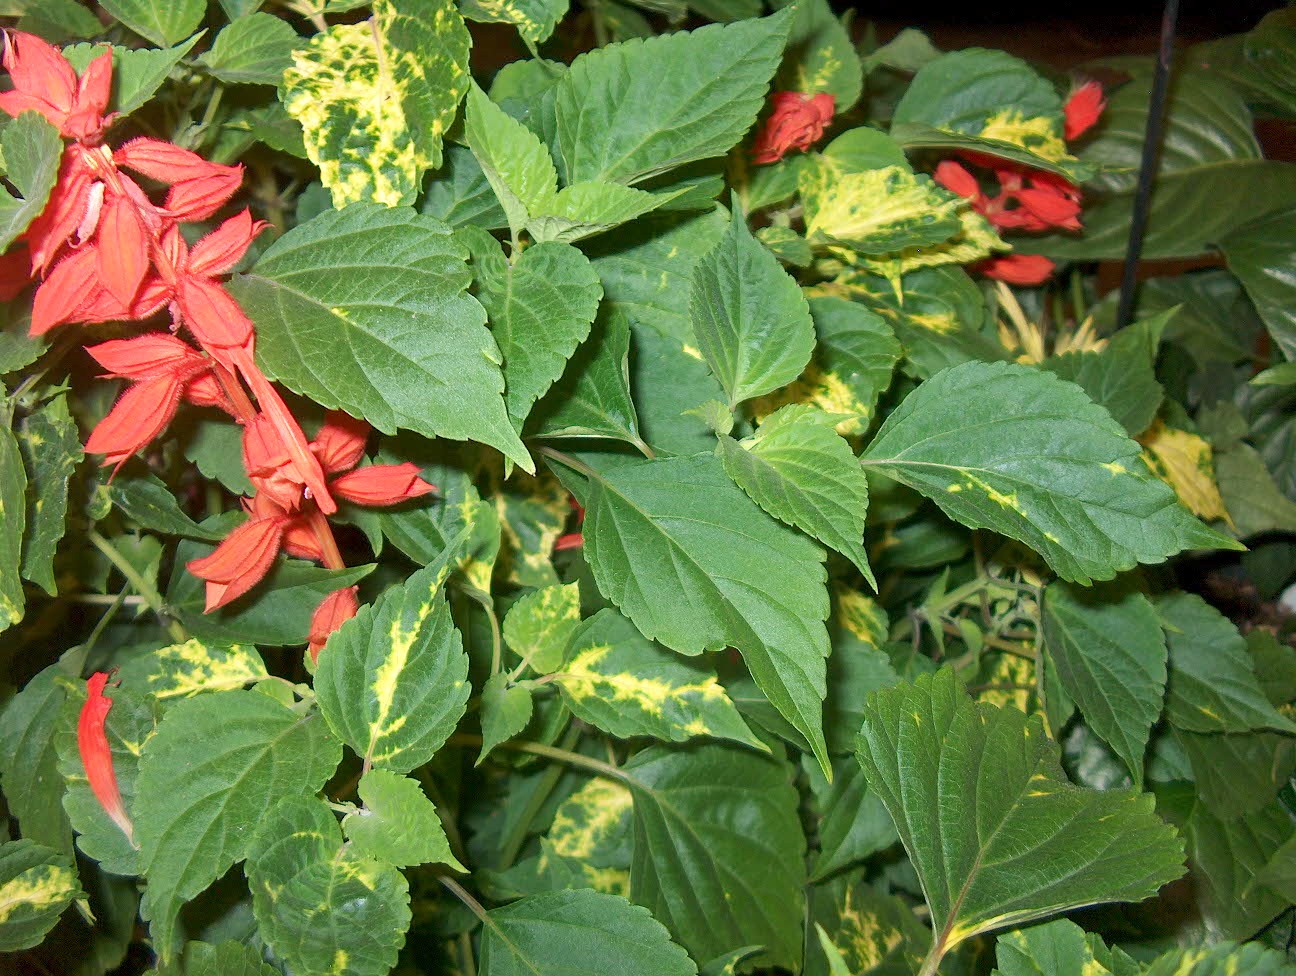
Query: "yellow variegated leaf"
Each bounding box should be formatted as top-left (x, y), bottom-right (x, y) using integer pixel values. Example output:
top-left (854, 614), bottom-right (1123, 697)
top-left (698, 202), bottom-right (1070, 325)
top-left (280, 0), bottom-right (470, 208)
top-left (860, 208), bottom-right (1008, 279)
top-left (751, 365), bottom-right (868, 436)
top-left (488, 466), bottom-right (569, 588)
top-left (975, 649), bottom-right (1038, 714)
top-left (0, 840), bottom-right (81, 952)
top-left (542, 778), bottom-right (633, 896)
top-left (461, 0), bottom-right (567, 47)
top-left (117, 639), bottom-right (268, 700)
top-left (800, 159), bottom-right (966, 255)
top-left (502, 581), bottom-right (582, 674)
top-left (978, 108), bottom-right (1069, 164)
top-left (819, 884), bottom-right (928, 976)
top-left (835, 585), bottom-right (888, 649)
top-left (1139, 420), bottom-right (1232, 524)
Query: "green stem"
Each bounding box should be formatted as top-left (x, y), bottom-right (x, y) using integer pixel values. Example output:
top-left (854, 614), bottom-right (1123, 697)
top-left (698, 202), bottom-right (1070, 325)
top-left (86, 529), bottom-right (186, 643)
top-left (450, 732), bottom-right (630, 785)
top-left (918, 946), bottom-right (944, 976)
top-left (457, 584), bottom-right (503, 675)
top-left (535, 445), bottom-right (599, 481)
top-left (439, 876), bottom-right (490, 927)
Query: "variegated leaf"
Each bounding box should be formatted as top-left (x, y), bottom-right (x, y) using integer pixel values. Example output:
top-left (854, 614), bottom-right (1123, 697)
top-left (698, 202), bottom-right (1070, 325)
top-left (116, 639), bottom-right (269, 700)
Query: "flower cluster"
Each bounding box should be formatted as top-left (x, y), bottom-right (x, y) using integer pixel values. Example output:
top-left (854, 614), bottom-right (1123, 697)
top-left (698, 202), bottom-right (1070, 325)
top-left (933, 81), bottom-right (1106, 285)
top-left (1, 31), bottom-right (433, 659)
top-left (750, 91), bottom-right (836, 164)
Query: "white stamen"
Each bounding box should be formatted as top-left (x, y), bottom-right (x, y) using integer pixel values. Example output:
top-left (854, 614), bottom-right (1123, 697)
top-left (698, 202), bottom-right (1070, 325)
top-left (76, 182), bottom-right (106, 243)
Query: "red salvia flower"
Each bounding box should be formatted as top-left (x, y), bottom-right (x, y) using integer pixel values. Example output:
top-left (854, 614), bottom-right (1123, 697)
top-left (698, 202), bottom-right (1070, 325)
top-left (308, 586), bottom-right (360, 662)
top-left (554, 496), bottom-right (585, 552)
top-left (977, 252), bottom-right (1056, 286)
top-left (0, 31), bottom-right (113, 142)
top-left (78, 672), bottom-right (136, 846)
top-left (751, 92), bottom-right (835, 164)
top-left (187, 512), bottom-right (291, 611)
top-left (1064, 81), bottom-right (1106, 141)
top-left (191, 412), bottom-right (435, 611)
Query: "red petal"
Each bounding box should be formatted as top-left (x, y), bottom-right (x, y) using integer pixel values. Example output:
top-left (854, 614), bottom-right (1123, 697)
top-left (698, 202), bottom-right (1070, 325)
top-left (3, 31), bottom-right (76, 114)
top-left (187, 515), bottom-right (287, 611)
top-left (84, 373), bottom-right (184, 468)
top-left (25, 154), bottom-right (93, 273)
top-left (176, 277), bottom-right (255, 355)
top-left (186, 209), bottom-right (267, 278)
top-left (554, 532), bottom-right (584, 552)
top-left (242, 413), bottom-right (305, 511)
top-left (0, 245), bottom-right (31, 300)
top-left (86, 333), bottom-right (205, 380)
top-left (751, 91), bottom-right (835, 165)
top-left (163, 171), bottom-right (244, 222)
top-left (113, 138), bottom-right (238, 185)
top-left (78, 672), bottom-right (136, 846)
top-left (282, 517), bottom-right (325, 562)
top-left (311, 411), bottom-right (369, 474)
top-left (977, 253), bottom-right (1056, 286)
top-left (182, 371), bottom-right (235, 413)
top-left (308, 586), bottom-right (359, 663)
top-left (0, 90), bottom-right (60, 124)
top-left (330, 463), bottom-right (436, 507)
top-left (934, 160), bottom-right (982, 202)
top-left (1065, 81), bottom-right (1106, 141)
top-left (97, 192), bottom-right (151, 306)
top-left (1015, 187), bottom-right (1082, 230)
top-left (72, 48), bottom-right (113, 129)
top-left (30, 247), bottom-right (100, 334)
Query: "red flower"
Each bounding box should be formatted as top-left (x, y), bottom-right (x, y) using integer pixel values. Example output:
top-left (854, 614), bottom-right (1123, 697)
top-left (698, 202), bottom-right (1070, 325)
top-left (78, 672), bottom-right (136, 846)
top-left (191, 412), bottom-right (435, 611)
top-left (0, 31), bottom-right (113, 142)
top-left (554, 495), bottom-right (585, 552)
top-left (187, 512), bottom-right (291, 611)
top-left (308, 586), bottom-right (359, 662)
top-left (751, 92), bottom-right (835, 164)
top-left (978, 253), bottom-right (1056, 286)
top-left (1064, 81), bottom-right (1106, 141)
top-left (82, 333), bottom-right (228, 470)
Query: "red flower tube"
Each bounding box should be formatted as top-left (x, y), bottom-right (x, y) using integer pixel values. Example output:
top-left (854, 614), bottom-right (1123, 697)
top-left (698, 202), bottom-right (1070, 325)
top-left (77, 672), bottom-right (136, 847)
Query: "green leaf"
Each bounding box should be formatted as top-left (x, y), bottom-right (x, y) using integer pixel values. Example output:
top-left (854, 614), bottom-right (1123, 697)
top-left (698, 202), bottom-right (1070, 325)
top-left (773, 0), bottom-right (861, 109)
top-left (479, 888), bottom-right (697, 976)
top-left (247, 796), bottom-right (411, 976)
top-left (530, 307), bottom-right (643, 445)
top-left (719, 405), bottom-right (873, 583)
top-left (809, 760), bottom-right (898, 881)
top-left (230, 203), bottom-right (532, 471)
top-left (557, 608), bottom-right (763, 748)
top-left (855, 668), bottom-right (1185, 962)
top-left (1219, 207), bottom-right (1296, 361)
top-left (314, 561), bottom-right (470, 773)
top-left (1041, 580), bottom-right (1167, 788)
top-left (99, 0), bottom-right (203, 46)
top-left (460, 0), bottom-right (567, 46)
top-left (420, 143), bottom-right (508, 231)
top-left (477, 673), bottom-right (533, 763)
top-left (0, 422), bottom-right (26, 633)
top-left (890, 121), bottom-right (1089, 182)
top-left (991, 919), bottom-right (1141, 976)
top-left (114, 638), bottom-right (268, 700)
top-left (1186, 798), bottom-right (1293, 940)
top-left (136, 691), bottom-right (342, 957)
top-left (0, 661), bottom-right (73, 854)
top-left (570, 451), bottom-right (832, 772)
top-left (1040, 311), bottom-right (1171, 436)
top-left (1178, 728), bottom-right (1295, 821)
top-left (199, 12), bottom-right (299, 85)
top-left (464, 82), bottom-right (559, 239)
top-left (155, 941), bottom-right (281, 976)
top-left (64, 38), bottom-right (204, 117)
top-left (0, 840), bottom-right (80, 952)
top-left (502, 581), bottom-right (581, 674)
top-left (1157, 591), bottom-right (1296, 734)
top-left (891, 48), bottom-right (1077, 176)
top-left (56, 683), bottom-right (160, 876)
top-left (0, 111), bottom-right (62, 253)
top-left (16, 0), bottom-right (105, 41)
top-left (371, 437), bottom-right (474, 566)
top-left (342, 768), bottom-right (462, 868)
top-left (473, 238), bottom-right (604, 428)
top-left (1216, 443), bottom-right (1296, 537)
top-left (168, 534), bottom-right (374, 646)
top-left (1146, 943), bottom-right (1296, 976)
top-left (860, 361), bottom-right (1241, 584)
top-left (552, 10), bottom-right (792, 185)
top-left (690, 205), bottom-right (815, 407)
top-left (625, 744), bottom-right (805, 970)
top-left (279, 0), bottom-right (470, 207)
top-left (527, 180), bottom-right (680, 245)
top-left (16, 393), bottom-right (80, 594)
top-left (109, 472), bottom-right (223, 541)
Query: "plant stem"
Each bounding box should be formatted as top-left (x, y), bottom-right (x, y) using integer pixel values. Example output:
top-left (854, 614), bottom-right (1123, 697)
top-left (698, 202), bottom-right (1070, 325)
top-left (439, 876), bottom-right (490, 926)
top-left (534, 445), bottom-right (598, 481)
top-left (86, 529), bottom-right (186, 643)
top-left (305, 508), bottom-right (346, 571)
top-left (449, 732), bottom-right (630, 785)
top-left (457, 584), bottom-right (502, 674)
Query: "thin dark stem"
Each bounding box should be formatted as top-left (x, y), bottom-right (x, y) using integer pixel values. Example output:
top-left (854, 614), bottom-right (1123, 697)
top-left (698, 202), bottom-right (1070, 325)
top-left (1115, 0), bottom-right (1181, 329)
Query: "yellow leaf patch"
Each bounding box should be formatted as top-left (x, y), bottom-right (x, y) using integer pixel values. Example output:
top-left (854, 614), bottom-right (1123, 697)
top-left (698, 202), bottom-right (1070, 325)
top-left (1139, 420), bottom-right (1231, 525)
